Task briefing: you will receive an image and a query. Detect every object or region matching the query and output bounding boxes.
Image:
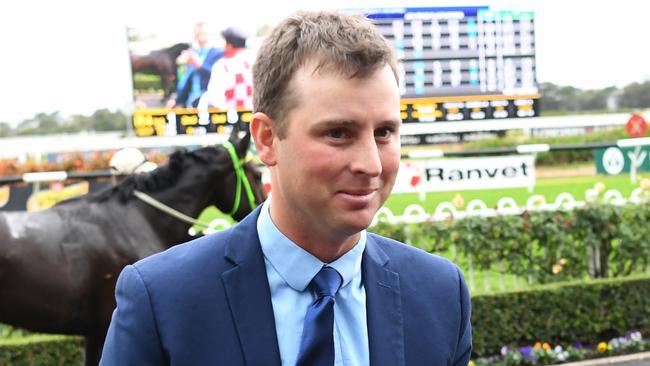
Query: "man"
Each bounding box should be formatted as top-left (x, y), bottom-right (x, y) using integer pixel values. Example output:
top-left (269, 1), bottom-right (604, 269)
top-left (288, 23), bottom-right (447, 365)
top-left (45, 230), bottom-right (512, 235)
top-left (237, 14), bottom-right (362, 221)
top-left (200, 26), bottom-right (254, 111)
top-left (100, 10), bottom-right (471, 366)
top-left (167, 21), bottom-right (223, 108)
top-left (197, 26), bottom-right (254, 124)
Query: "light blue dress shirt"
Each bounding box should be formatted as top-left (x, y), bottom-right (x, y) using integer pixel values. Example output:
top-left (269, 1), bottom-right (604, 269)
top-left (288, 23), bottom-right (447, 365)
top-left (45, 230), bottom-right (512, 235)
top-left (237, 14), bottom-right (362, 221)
top-left (257, 199), bottom-right (369, 366)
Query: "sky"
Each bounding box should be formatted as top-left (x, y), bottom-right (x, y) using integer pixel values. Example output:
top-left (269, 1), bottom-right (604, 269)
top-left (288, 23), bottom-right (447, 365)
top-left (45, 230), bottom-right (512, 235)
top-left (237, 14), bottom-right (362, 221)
top-left (0, 0), bottom-right (649, 126)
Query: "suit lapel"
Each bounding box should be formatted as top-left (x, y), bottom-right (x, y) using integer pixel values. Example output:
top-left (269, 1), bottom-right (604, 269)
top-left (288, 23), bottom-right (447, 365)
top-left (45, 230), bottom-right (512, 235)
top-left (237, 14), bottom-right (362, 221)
top-left (221, 208), bottom-right (281, 366)
top-left (363, 236), bottom-right (405, 366)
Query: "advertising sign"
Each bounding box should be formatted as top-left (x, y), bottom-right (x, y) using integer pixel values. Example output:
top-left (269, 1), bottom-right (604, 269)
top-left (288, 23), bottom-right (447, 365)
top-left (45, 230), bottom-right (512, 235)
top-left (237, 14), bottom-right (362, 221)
top-left (595, 146), bottom-right (650, 175)
top-left (0, 181), bottom-right (111, 212)
top-left (393, 155), bottom-right (535, 193)
top-left (625, 113), bottom-right (648, 138)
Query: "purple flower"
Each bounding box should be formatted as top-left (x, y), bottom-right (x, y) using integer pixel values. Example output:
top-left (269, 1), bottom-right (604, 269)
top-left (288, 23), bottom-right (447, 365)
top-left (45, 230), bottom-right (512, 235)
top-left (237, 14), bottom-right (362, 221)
top-left (519, 346), bottom-right (535, 360)
top-left (501, 346), bottom-right (509, 356)
top-left (573, 341), bottom-right (583, 349)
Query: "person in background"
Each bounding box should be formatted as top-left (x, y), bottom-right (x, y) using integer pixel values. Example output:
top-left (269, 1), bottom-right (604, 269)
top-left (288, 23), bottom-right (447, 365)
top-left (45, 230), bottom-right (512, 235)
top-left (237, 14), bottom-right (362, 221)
top-left (197, 26), bottom-right (253, 123)
top-left (101, 10), bottom-right (471, 366)
top-left (109, 147), bottom-right (157, 176)
top-left (167, 21), bottom-right (223, 108)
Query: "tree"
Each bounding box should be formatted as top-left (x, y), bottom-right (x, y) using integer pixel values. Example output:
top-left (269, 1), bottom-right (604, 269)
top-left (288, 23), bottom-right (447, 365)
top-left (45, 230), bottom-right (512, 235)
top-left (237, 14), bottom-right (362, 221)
top-left (0, 122), bottom-right (14, 137)
top-left (540, 82), bottom-right (622, 112)
top-left (577, 86), bottom-right (617, 111)
top-left (539, 82), bottom-right (563, 111)
top-left (16, 112), bottom-right (63, 135)
top-left (90, 109), bottom-right (127, 131)
top-left (619, 81), bottom-right (650, 109)
top-left (69, 114), bottom-right (94, 132)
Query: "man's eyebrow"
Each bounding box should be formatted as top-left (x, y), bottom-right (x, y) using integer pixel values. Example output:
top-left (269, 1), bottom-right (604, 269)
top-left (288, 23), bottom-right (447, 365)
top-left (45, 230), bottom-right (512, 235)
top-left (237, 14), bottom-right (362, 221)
top-left (314, 119), bottom-right (358, 128)
top-left (315, 118), bottom-right (402, 128)
top-left (382, 118), bottom-right (402, 125)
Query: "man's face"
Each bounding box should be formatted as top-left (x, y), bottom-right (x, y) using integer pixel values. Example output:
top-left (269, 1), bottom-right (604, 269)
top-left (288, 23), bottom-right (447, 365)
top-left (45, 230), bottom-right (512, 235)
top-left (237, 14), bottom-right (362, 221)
top-left (194, 24), bottom-right (208, 46)
top-left (266, 63), bottom-right (402, 246)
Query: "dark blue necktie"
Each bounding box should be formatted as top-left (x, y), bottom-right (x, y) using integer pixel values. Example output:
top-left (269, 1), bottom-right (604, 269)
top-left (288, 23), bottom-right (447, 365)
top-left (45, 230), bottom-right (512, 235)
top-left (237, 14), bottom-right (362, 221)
top-left (296, 266), bottom-right (342, 366)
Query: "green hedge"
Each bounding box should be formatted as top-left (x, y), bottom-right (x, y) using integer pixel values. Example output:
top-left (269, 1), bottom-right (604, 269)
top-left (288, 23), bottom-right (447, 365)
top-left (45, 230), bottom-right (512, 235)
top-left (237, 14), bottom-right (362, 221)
top-left (471, 275), bottom-right (650, 357)
top-left (372, 202), bottom-right (650, 284)
top-left (2, 277), bottom-right (649, 363)
top-left (459, 127), bottom-right (630, 166)
top-left (0, 335), bottom-right (83, 366)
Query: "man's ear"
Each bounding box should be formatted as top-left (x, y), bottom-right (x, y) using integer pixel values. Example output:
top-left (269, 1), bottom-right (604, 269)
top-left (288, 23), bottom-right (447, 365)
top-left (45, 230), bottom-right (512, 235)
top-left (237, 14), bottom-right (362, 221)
top-left (250, 112), bottom-right (278, 167)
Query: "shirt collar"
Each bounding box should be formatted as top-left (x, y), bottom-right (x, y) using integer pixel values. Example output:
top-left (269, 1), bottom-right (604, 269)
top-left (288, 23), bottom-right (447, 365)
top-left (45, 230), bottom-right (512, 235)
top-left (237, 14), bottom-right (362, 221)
top-left (257, 198), bottom-right (366, 292)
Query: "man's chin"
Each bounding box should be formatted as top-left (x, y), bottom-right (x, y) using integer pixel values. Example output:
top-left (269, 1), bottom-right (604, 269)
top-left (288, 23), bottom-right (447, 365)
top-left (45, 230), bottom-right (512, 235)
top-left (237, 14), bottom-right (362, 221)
top-left (339, 215), bottom-right (374, 234)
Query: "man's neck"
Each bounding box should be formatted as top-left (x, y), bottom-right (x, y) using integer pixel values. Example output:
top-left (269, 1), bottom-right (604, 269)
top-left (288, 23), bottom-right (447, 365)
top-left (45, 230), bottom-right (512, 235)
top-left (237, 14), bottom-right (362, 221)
top-left (268, 205), bottom-right (360, 263)
top-left (224, 45), bottom-right (243, 58)
top-left (297, 233), bottom-right (360, 264)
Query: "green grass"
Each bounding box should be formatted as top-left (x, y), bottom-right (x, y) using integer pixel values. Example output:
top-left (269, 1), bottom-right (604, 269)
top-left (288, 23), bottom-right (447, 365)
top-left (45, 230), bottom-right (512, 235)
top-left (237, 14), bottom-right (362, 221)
top-left (539, 108), bottom-right (634, 117)
top-left (384, 173), bottom-right (642, 214)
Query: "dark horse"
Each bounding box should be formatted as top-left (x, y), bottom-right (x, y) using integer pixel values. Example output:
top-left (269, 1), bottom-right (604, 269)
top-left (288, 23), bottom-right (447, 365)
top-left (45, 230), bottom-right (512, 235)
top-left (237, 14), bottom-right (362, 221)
top-left (130, 42), bottom-right (190, 102)
top-left (0, 129), bottom-right (266, 365)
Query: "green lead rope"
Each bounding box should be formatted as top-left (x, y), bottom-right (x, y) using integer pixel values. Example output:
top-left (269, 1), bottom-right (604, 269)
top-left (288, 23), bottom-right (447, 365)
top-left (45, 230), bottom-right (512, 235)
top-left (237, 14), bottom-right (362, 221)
top-left (223, 140), bottom-right (257, 216)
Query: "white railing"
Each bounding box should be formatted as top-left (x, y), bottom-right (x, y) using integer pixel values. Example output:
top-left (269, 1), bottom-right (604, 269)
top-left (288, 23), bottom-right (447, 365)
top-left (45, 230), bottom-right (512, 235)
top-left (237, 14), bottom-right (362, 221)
top-left (371, 188), bottom-right (647, 226)
top-left (152, 187), bottom-right (650, 240)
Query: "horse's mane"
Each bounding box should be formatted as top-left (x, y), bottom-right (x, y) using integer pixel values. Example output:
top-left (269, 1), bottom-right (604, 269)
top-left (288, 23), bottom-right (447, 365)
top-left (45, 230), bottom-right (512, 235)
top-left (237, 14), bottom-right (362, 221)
top-left (58, 148), bottom-right (216, 206)
top-left (165, 43), bottom-right (190, 57)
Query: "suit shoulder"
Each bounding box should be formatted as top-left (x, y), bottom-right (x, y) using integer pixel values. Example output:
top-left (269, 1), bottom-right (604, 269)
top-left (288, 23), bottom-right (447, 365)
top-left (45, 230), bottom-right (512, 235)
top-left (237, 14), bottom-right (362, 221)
top-left (367, 232), bottom-right (462, 279)
top-left (132, 228), bottom-right (233, 282)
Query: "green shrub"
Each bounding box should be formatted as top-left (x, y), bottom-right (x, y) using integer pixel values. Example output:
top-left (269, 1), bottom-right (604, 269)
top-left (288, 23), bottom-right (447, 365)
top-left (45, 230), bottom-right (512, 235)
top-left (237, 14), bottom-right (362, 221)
top-left (371, 203), bottom-right (650, 284)
top-left (373, 203), bottom-right (650, 358)
top-left (471, 275), bottom-right (650, 357)
top-left (0, 335), bottom-right (83, 366)
top-left (458, 127), bottom-right (629, 166)
top-left (132, 72), bottom-right (162, 91)
top-left (1, 278), bottom-right (648, 362)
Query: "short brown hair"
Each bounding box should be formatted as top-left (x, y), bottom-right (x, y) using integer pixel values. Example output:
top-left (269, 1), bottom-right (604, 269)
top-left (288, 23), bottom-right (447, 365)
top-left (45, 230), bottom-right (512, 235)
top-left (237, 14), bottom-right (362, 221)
top-left (252, 10), bottom-right (398, 137)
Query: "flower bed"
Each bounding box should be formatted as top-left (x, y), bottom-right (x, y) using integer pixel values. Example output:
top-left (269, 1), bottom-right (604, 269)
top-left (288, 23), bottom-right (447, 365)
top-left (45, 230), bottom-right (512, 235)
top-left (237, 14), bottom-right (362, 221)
top-left (471, 331), bottom-right (648, 365)
top-left (470, 275), bottom-right (650, 357)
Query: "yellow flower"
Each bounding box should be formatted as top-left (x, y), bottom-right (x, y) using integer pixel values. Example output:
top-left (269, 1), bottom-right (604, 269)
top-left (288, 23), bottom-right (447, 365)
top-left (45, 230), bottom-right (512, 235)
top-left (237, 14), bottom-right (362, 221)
top-left (559, 258), bottom-right (567, 265)
top-left (552, 264), bottom-right (563, 274)
top-left (452, 193), bottom-right (465, 209)
top-left (597, 342), bottom-right (608, 353)
top-left (543, 342), bottom-right (551, 351)
top-left (594, 182), bottom-right (606, 193)
top-left (468, 361), bottom-right (475, 366)
top-left (534, 342), bottom-right (542, 349)
top-left (641, 178), bottom-right (650, 191)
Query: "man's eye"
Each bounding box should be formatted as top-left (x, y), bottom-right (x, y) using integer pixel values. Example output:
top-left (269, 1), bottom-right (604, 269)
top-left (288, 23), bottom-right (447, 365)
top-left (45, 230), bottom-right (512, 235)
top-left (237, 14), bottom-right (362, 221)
top-left (375, 128), bottom-right (392, 138)
top-left (328, 129), bottom-right (346, 139)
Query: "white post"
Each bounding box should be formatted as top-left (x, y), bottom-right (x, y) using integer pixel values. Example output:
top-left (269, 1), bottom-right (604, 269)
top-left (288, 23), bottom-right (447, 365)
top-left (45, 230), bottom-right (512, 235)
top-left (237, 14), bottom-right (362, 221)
top-left (617, 137), bottom-right (650, 184)
top-left (516, 144), bottom-right (547, 193)
top-left (467, 252), bottom-right (475, 292)
top-left (630, 145), bottom-right (642, 184)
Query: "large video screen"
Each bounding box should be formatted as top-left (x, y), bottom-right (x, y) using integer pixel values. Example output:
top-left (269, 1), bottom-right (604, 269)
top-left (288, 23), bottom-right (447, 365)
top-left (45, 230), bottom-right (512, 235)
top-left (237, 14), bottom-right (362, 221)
top-left (128, 6), bottom-right (538, 137)
top-left (127, 22), bottom-right (254, 137)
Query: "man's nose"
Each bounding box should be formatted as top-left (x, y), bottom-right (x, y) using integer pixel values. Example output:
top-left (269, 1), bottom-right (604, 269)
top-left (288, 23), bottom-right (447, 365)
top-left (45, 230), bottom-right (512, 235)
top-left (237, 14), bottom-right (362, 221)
top-left (350, 135), bottom-right (382, 177)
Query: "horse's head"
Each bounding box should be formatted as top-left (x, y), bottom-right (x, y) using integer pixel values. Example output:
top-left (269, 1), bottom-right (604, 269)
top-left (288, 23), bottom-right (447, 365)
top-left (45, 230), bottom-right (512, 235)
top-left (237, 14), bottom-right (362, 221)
top-left (208, 126), bottom-right (267, 221)
top-left (93, 125), bottom-right (266, 225)
top-left (166, 42), bottom-right (191, 60)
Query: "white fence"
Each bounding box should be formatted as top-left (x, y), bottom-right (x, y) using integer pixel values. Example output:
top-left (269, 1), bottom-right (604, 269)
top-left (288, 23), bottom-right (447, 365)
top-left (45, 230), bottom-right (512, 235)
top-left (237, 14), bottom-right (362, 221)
top-left (371, 187), bottom-right (647, 226)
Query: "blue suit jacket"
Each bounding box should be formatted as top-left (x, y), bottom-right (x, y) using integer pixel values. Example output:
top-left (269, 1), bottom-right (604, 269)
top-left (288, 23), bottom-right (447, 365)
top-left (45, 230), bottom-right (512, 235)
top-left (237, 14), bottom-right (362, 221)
top-left (100, 207), bottom-right (471, 365)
